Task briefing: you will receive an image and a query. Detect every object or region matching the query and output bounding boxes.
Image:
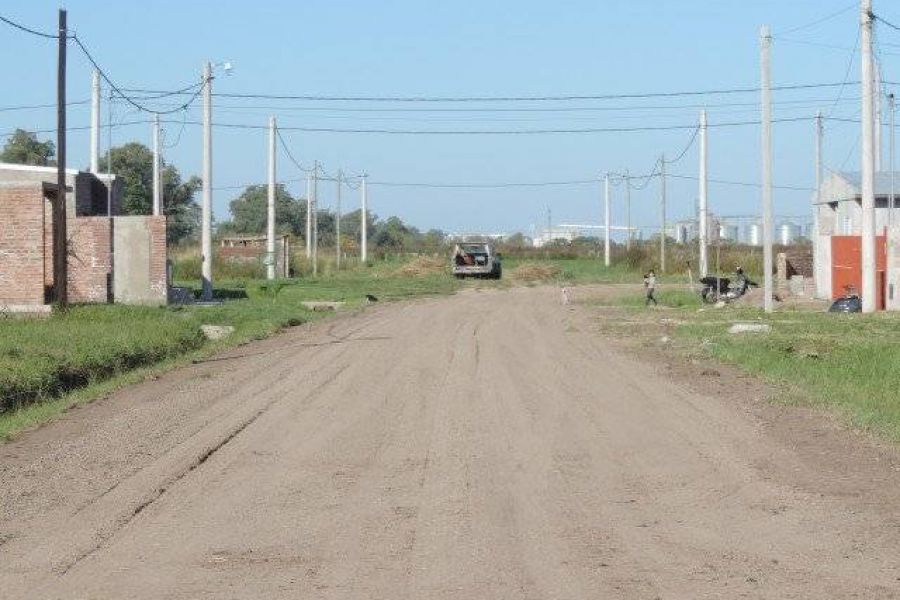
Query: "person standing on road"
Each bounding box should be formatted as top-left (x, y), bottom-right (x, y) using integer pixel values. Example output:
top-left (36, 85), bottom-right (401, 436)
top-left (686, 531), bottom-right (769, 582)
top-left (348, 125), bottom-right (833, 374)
top-left (644, 270), bottom-right (658, 306)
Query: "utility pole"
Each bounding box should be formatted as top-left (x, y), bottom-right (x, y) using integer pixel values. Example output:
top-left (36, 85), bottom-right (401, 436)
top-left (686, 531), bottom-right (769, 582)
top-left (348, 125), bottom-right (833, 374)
top-left (624, 170), bottom-right (632, 251)
top-left (266, 116), bottom-right (276, 280)
top-left (335, 170), bottom-right (342, 269)
top-left (815, 110), bottom-right (824, 298)
top-left (547, 207), bottom-right (552, 244)
top-left (312, 165), bottom-right (318, 276)
top-left (54, 8), bottom-right (68, 308)
top-left (604, 173), bottom-right (611, 267)
top-left (760, 24), bottom-right (774, 313)
top-left (861, 0), bottom-right (877, 313)
top-left (152, 113), bottom-right (161, 216)
top-left (699, 110), bottom-right (709, 276)
top-left (659, 154), bottom-right (667, 272)
top-left (201, 61), bottom-right (214, 301)
top-left (306, 171), bottom-right (313, 259)
top-left (888, 92), bottom-right (896, 219)
top-left (875, 59), bottom-right (883, 172)
top-left (361, 173), bottom-right (369, 263)
top-left (90, 69), bottom-right (100, 174)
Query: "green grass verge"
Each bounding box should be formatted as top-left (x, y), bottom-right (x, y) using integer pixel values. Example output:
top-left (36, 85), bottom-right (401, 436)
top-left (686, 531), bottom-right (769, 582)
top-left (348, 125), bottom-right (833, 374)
top-left (0, 260), bottom-right (463, 441)
top-left (605, 291), bottom-right (900, 442)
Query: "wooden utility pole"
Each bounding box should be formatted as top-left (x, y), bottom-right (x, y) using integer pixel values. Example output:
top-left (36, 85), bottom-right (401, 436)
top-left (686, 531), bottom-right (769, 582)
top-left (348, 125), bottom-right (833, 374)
top-left (53, 9), bottom-right (68, 308)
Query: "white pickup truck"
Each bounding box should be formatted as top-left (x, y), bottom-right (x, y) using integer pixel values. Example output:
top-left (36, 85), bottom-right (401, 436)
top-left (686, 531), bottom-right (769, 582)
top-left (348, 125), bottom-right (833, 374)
top-left (451, 243), bottom-right (502, 279)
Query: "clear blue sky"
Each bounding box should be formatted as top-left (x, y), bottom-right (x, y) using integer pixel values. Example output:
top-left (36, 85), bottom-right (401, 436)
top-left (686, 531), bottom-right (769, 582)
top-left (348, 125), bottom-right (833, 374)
top-left (2, 1), bottom-right (898, 237)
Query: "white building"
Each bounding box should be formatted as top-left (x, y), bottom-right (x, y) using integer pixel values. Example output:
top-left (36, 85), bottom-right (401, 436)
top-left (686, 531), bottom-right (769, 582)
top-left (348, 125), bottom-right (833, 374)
top-left (814, 170), bottom-right (900, 306)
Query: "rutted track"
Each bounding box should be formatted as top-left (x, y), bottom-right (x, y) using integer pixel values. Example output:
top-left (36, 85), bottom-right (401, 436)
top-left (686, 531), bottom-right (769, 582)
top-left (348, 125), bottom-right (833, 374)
top-left (1, 287), bottom-right (899, 599)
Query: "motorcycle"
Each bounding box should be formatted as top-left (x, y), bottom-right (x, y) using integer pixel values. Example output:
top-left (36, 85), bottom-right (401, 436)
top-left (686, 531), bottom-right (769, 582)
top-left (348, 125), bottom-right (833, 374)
top-left (699, 274), bottom-right (758, 304)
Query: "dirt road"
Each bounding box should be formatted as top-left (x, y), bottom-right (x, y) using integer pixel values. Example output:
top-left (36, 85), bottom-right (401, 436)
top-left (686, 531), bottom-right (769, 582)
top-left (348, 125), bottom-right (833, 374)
top-left (2, 286), bottom-right (899, 599)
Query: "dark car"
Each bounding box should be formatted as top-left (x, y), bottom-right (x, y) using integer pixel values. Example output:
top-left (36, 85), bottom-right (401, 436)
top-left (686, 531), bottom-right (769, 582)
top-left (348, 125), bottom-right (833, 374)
top-left (828, 295), bottom-right (862, 313)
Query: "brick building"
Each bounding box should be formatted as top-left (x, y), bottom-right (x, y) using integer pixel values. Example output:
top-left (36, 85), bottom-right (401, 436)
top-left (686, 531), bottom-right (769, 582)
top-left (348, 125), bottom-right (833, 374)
top-left (0, 163), bottom-right (167, 311)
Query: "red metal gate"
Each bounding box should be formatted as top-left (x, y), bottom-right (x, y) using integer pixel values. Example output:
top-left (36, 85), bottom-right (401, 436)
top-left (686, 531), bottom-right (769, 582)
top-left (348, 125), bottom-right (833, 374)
top-left (831, 235), bottom-right (886, 309)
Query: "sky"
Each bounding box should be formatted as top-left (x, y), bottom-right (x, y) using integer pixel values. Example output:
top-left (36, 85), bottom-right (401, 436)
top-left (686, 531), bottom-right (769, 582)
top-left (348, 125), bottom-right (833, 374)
top-left (2, 0), bottom-right (899, 239)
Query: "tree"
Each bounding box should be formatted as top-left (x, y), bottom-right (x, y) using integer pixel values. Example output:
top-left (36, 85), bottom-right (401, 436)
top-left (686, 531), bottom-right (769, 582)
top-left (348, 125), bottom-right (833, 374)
top-left (221, 184), bottom-right (306, 237)
top-left (99, 142), bottom-right (200, 244)
top-left (372, 216), bottom-right (419, 250)
top-left (0, 129), bottom-right (55, 166)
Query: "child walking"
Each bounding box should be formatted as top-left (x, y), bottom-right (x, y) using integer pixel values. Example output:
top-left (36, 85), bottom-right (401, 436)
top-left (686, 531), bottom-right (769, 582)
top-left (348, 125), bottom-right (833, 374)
top-left (643, 270), bottom-right (658, 306)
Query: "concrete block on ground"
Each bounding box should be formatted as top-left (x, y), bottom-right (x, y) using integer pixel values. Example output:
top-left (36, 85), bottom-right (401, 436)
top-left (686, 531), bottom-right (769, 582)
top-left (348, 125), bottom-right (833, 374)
top-left (728, 322), bottom-right (771, 334)
top-left (301, 301), bottom-right (345, 311)
top-left (200, 325), bottom-right (235, 341)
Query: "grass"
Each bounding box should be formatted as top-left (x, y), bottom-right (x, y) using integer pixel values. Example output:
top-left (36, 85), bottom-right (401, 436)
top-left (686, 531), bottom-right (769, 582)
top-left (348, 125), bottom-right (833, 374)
top-left (602, 290), bottom-right (900, 442)
top-left (0, 253), bottom-right (679, 441)
top-left (0, 258), bottom-right (463, 441)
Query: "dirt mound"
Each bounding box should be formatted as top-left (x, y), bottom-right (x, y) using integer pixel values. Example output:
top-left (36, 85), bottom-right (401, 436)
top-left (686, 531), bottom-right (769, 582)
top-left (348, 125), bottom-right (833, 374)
top-left (395, 256), bottom-right (447, 276)
top-left (509, 262), bottom-right (562, 282)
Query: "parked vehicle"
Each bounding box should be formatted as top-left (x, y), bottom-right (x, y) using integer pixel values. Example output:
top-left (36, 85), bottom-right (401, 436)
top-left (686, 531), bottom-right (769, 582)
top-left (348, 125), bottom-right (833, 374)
top-left (699, 268), bottom-right (757, 304)
top-left (451, 242), bottom-right (502, 279)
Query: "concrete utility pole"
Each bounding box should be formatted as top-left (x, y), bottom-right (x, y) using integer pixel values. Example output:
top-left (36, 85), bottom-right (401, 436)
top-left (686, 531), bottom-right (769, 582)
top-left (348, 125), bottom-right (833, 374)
top-left (659, 154), bottom-right (667, 272)
top-left (699, 110), bottom-right (709, 276)
top-left (201, 61), bottom-right (214, 301)
top-left (152, 113), bottom-right (161, 217)
top-left (90, 70), bottom-right (100, 174)
top-left (312, 165), bottom-right (319, 276)
top-left (267, 116), bottom-right (276, 280)
top-left (891, 93), bottom-right (896, 218)
top-left (624, 170), bottom-right (632, 251)
top-left (306, 172), bottom-right (313, 259)
top-left (54, 8), bottom-right (68, 307)
top-left (815, 111), bottom-right (824, 298)
top-left (875, 59), bottom-right (883, 172)
top-left (547, 207), bottom-right (552, 244)
top-left (604, 174), bottom-right (611, 267)
top-left (861, 0), bottom-right (877, 313)
top-left (361, 173), bottom-right (369, 263)
top-left (335, 170), bottom-right (342, 269)
top-left (760, 24), bottom-right (774, 313)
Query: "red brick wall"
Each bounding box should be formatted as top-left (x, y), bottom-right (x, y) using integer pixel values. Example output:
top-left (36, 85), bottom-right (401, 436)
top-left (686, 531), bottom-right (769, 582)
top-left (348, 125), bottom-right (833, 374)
top-left (0, 185), bottom-right (47, 305)
top-left (147, 216), bottom-right (168, 300)
top-left (69, 217), bottom-right (112, 303)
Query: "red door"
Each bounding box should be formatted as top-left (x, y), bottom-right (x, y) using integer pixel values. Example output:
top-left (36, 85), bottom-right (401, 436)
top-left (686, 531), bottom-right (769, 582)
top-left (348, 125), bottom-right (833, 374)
top-left (831, 235), bottom-right (886, 309)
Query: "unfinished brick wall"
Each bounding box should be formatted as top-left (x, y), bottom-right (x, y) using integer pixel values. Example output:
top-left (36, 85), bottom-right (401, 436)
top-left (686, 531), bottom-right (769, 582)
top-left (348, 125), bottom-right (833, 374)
top-left (147, 216), bottom-right (168, 301)
top-left (0, 184), bottom-right (47, 306)
top-left (69, 217), bottom-right (112, 303)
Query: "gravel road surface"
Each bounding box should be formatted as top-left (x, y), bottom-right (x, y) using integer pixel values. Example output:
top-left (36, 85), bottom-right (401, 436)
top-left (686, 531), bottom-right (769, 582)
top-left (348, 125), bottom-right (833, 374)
top-left (1, 286), bottom-right (899, 598)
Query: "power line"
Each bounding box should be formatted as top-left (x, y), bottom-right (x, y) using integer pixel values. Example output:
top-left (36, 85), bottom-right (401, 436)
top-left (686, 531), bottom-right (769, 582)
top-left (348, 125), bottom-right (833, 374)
top-left (162, 115), bottom-right (812, 135)
top-left (274, 128), bottom-right (315, 172)
top-left (874, 12), bottom-right (900, 34)
top-left (0, 13), bottom-right (58, 39)
top-left (0, 119), bottom-right (152, 138)
top-left (367, 179), bottom-right (599, 189)
top-left (774, 3), bottom-right (857, 36)
top-left (826, 27), bottom-right (861, 119)
top-left (71, 34), bottom-right (203, 115)
top-left (125, 81), bottom-right (860, 104)
top-left (0, 99), bottom-right (90, 113)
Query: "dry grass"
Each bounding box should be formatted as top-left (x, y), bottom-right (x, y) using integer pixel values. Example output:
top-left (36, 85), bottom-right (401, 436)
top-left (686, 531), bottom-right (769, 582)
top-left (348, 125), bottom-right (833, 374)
top-left (509, 262), bottom-right (562, 282)
top-left (395, 255), bottom-right (447, 277)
